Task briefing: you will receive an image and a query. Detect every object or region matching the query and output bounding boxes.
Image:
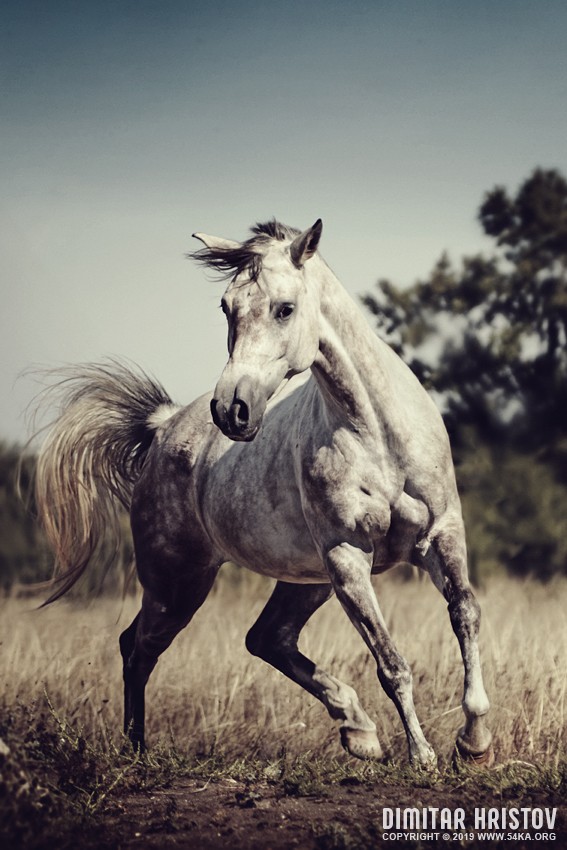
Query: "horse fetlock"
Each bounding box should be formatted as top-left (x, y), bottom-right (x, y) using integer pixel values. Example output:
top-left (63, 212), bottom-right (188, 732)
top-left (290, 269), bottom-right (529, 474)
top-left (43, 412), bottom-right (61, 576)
top-left (463, 695), bottom-right (490, 722)
top-left (325, 681), bottom-right (373, 727)
top-left (340, 727), bottom-right (384, 761)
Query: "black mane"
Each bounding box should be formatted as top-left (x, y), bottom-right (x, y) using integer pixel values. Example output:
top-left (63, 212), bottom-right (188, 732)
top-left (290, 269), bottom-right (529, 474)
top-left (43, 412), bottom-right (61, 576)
top-left (190, 219), bottom-right (300, 282)
top-left (250, 220), bottom-right (300, 241)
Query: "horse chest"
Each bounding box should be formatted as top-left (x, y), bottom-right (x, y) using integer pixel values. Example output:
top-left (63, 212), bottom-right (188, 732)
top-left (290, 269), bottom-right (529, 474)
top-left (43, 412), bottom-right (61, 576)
top-left (198, 437), bottom-right (326, 581)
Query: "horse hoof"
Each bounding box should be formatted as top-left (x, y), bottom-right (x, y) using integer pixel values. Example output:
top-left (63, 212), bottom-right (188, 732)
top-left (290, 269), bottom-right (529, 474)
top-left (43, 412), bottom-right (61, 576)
top-left (129, 735), bottom-right (146, 755)
top-left (454, 736), bottom-right (495, 768)
top-left (411, 750), bottom-right (438, 773)
top-left (340, 727), bottom-right (384, 761)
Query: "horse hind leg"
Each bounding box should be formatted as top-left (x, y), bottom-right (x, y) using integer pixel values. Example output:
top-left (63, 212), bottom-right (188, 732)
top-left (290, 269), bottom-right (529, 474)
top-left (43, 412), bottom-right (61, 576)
top-left (119, 612), bottom-right (143, 748)
top-left (245, 581), bottom-right (383, 760)
top-left (120, 568), bottom-right (217, 752)
top-left (421, 527), bottom-right (494, 766)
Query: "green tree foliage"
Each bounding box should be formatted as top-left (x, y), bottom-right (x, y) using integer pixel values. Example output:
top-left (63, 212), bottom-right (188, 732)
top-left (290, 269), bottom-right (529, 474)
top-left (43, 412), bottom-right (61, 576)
top-left (362, 169), bottom-right (567, 579)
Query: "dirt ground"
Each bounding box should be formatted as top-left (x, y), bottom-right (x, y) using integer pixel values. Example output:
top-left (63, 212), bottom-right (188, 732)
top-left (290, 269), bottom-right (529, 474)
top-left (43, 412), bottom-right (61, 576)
top-left (35, 777), bottom-right (566, 850)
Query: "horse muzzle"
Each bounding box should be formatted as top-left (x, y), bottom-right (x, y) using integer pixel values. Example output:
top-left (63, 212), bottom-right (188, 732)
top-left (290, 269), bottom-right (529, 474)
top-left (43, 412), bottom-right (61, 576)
top-left (210, 377), bottom-right (266, 442)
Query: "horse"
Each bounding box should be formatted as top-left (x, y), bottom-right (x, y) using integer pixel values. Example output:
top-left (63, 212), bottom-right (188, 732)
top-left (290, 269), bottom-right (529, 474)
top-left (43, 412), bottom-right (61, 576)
top-left (34, 218), bottom-right (493, 767)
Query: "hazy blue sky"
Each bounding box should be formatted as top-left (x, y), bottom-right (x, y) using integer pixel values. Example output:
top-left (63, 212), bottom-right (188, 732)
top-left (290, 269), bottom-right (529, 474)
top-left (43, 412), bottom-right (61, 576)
top-left (2, 0), bottom-right (566, 442)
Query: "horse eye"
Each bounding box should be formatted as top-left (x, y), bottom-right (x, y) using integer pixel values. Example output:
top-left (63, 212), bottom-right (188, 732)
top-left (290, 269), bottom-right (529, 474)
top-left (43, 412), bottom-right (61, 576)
top-left (220, 300), bottom-right (229, 316)
top-left (275, 303), bottom-right (295, 321)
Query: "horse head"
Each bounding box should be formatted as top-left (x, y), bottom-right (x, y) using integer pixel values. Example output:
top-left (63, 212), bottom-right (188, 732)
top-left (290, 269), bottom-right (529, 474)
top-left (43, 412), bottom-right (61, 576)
top-left (192, 220), bottom-right (323, 441)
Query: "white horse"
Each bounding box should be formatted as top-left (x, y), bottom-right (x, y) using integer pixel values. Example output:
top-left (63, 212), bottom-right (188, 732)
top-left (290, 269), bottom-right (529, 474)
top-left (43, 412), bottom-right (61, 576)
top-left (35, 218), bottom-right (493, 766)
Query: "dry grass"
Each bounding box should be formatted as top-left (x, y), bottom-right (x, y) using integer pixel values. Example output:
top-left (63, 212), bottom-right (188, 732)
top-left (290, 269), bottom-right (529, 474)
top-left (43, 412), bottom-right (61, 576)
top-left (1, 569), bottom-right (565, 768)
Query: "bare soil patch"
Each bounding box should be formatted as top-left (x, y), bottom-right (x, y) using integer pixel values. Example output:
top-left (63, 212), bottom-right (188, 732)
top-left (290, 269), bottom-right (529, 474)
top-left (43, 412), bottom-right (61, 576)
top-left (19, 776), bottom-right (567, 850)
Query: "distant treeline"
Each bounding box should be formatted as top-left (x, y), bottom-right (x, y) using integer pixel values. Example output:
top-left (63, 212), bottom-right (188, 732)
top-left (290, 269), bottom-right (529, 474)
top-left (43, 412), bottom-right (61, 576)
top-left (2, 169), bottom-right (566, 591)
top-left (0, 442), bottom-right (134, 596)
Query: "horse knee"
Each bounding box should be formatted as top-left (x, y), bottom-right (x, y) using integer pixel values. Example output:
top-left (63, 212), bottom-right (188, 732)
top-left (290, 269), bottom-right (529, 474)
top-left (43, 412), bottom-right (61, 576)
top-left (377, 655), bottom-right (412, 701)
top-left (448, 587), bottom-right (481, 640)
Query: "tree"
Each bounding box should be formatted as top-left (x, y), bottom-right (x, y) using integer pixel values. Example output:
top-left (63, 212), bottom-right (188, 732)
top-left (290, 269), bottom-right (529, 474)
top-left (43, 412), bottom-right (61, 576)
top-left (362, 168), bottom-right (567, 452)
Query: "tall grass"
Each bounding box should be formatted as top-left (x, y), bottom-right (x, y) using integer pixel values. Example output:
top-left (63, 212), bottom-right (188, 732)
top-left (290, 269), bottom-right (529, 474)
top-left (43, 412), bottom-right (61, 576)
top-left (1, 570), bottom-right (566, 767)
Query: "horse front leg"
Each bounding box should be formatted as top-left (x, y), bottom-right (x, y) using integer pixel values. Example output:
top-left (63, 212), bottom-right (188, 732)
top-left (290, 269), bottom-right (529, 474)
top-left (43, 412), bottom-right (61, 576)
top-left (246, 580), bottom-right (382, 760)
top-left (325, 542), bottom-right (436, 767)
top-left (420, 527), bottom-right (494, 766)
top-left (448, 586), bottom-right (494, 765)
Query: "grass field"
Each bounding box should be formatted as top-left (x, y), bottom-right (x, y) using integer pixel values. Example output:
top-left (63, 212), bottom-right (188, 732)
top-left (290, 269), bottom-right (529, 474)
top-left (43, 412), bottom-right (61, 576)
top-left (3, 569), bottom-right (566, 763)
top-left (1, 569), bottom-right (566, 848)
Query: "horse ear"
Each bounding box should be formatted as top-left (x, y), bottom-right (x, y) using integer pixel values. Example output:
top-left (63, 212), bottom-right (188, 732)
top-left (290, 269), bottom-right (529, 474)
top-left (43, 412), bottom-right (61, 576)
top-left (192, 232), bottom-right (240, 250)
top-left (289, 219), bottom-right (323, 268)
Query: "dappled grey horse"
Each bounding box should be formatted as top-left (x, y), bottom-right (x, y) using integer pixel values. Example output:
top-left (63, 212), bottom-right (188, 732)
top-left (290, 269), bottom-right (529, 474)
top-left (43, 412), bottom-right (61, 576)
top-left (35, 219), bottom-right (493, 766)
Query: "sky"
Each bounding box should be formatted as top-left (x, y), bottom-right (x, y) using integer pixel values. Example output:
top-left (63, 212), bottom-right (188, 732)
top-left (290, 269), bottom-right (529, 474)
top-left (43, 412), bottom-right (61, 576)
top-left (2, 0), bottom-right (566, 443)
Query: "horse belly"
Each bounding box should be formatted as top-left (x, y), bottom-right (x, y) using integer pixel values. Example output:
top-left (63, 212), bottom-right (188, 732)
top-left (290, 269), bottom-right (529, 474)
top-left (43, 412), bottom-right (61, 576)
top-left (214, 497), bottom-right (327, 583)
top-left (235, 550), bottom-right (327, 584)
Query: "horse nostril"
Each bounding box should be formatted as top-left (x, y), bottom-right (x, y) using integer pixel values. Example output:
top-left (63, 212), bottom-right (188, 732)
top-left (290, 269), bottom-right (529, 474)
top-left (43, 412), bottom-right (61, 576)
top-left (231, 398), bottom-right (249, 428)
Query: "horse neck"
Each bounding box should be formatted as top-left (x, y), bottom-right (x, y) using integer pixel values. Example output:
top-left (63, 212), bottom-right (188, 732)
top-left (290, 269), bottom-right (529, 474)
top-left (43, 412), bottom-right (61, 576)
top-left (311, 262), bottom-right (397, 435)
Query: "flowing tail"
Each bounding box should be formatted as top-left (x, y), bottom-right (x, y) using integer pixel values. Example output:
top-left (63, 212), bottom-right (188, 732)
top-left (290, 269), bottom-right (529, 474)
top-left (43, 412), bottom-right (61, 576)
top-left (32, 359), bottom-right (179, 604)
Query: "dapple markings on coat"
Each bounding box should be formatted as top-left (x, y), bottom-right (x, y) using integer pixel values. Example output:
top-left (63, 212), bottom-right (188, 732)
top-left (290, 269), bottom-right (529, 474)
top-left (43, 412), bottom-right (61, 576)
top-left (34, 219), bottom-right (493, 766)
